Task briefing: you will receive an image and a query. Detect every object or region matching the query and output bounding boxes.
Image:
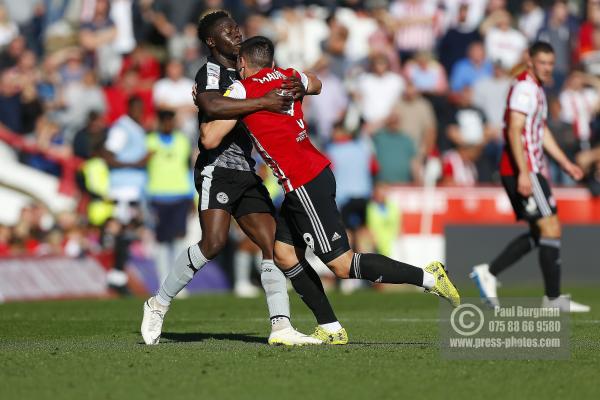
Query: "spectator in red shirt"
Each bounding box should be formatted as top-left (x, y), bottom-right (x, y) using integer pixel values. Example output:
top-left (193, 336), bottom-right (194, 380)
top-left (103, 68), bottom-right (154, 128)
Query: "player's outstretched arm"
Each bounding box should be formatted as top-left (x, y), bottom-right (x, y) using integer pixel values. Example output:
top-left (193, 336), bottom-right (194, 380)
top-left (304, 72), bottom-right (322, 95)
top-left (194, 88), bottom-right (293, 119)
top-left (543, 126), bottom-right (584, 181)
top-left (508, 111), bottom-right (533, 196)
top-left (280, 71), bottom-right (322, 99)
top-left (200, 119), bottom-right (238, 150)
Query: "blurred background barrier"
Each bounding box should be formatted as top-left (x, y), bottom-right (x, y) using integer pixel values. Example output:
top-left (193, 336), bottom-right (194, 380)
top-left (0, 256), bottom-right (107, 302)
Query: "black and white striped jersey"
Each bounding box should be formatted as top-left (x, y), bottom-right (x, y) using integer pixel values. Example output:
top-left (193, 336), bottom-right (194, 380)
top-left (194, 56), bottom-right (255, 171)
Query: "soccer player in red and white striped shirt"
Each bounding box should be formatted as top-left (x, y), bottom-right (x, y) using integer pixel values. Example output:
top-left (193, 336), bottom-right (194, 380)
top-left (202, 37), bottom-right (461, 343)
top-left (471, 42), bottom-right (590, 312)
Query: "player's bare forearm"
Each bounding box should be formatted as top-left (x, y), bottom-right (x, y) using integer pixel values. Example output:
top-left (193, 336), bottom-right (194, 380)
top-left (196, 92), bottom-right (269, 119)
top-left (508, 111), bottom-right (530, 174)
top-left (508, 111), bottom-right (534, 196)
top-left (304, 72), bottom-right (322, 95)
top-left (195, 90), bottom-right (292, 118)
top-left (544, 126), bottom-right (584, 180)
top-left (200, 119), bottom-right (237, 150)
top-left (543, 126), bottom-right (570, 167)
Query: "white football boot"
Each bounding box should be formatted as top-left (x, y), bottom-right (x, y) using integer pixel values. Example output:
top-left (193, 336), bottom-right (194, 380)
top-left (542, 295), bottom-right (591, 313)
top-left (268, 327), bottom-right (323, 346)
top-left (469, 264), bottom-right (500, 308)
top-left (234, 282), bottom-right (261, 298)
top-left (141, 297), bottom-right (169, 345)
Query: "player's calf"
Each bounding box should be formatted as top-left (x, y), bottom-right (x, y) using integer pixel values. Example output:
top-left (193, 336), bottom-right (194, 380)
top-left (328, 250), bottom-right (460, 307)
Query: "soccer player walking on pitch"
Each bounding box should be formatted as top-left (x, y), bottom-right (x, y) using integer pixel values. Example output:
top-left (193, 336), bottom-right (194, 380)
top-left (141, 11), bottom-right (326, 346)
top-left (470, 41), bottom-right (590, 312)
top-left (202, 37), bottom-right (460, 342)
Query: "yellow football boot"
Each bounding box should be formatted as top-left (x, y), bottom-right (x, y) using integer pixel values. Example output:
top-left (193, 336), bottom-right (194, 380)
top-left (424, 261), bottom-right (460, 307)
top-left (310, 326), bottom-right (349, 345)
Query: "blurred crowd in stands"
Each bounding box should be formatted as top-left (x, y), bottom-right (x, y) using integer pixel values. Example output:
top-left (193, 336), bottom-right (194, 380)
top-left (1, 0), bottom-right (600, 293)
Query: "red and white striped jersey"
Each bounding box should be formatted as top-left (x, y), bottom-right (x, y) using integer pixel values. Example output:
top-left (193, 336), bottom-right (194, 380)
top-left (442, 149), bottom-right (477, 186)
top-left (500, 71), bottom-right (548, 176)
top-left (390, 0), bottom-right (439, 52)
top-left (559, 87), bottom-right (598, 144)
top-left (225, 67), bottom-right (330, 193)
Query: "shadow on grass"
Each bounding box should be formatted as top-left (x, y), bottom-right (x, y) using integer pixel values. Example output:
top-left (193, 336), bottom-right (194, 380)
top-left (160, 332), bottom-right (266, 344)
top-left (349, 341), bottom-right (434, 346)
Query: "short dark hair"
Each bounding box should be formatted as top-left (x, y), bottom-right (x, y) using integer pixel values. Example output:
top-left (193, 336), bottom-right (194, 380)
top-left (127, 95), bottom-right (144, 110)
top-left (239, 36), bottom-right (275, 69)
top-left (529, 41), bottom-right (554, 57)
top-left (157, 109), bottom-right (175, 121)
top-left (197, 10), bottom-right (230, 43)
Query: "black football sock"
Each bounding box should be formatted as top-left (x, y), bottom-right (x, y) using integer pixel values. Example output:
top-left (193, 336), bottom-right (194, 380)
top-left (349, 253), bottom-right (424, 287)
top-left (489, 233), bottom-right (538, 276)
top-left (283, 259), bottom-right (338, 324)
top-left (538, 238), bottom-right (561, 299)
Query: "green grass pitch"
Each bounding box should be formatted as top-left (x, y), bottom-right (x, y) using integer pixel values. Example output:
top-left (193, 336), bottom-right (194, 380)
top-left (1, 286), bottom-right (599, 400)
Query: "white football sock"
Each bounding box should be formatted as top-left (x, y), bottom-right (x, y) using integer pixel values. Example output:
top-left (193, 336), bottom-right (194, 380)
top-left (260, 259), bottom-right (291, 330)
top-left (156, 244), bottom-right (208, 306)
top-left (422, 270), bottom-right (435, 290)
top-left (319, 321), bottom-right (342, 333)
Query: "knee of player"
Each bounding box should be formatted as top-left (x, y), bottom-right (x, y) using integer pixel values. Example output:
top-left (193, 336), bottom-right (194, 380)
top-left (540, 220), bottom-right (561, 238)
top-left (273, 251), bottom-right (296, 270)
top-left (326, 252), bottom-right (353, 279)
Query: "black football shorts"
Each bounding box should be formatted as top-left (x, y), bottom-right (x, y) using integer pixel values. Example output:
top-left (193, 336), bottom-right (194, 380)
top-left (502, 172), bottom-right (557, 221)
top-left (194, 165), bottom-right (275, 219)
top-left (276, 167), bottom-right (351, 263)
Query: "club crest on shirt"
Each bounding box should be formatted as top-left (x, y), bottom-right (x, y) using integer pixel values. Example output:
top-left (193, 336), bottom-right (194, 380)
top-left (217, 192), bottom-right (229, 204)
